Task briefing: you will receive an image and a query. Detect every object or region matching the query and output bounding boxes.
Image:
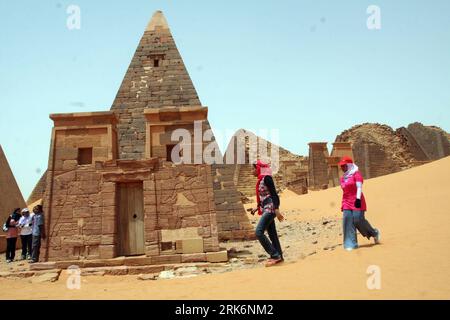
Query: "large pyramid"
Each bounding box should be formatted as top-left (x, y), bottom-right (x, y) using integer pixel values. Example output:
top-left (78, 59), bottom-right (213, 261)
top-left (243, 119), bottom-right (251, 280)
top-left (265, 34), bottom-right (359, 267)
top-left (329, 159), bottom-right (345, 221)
top-left (0, 145), bottom-right (26, 222)
top-left (109, 11), bottom-right (254, 241)
top-left (110, 11), bottom-right (202, 159)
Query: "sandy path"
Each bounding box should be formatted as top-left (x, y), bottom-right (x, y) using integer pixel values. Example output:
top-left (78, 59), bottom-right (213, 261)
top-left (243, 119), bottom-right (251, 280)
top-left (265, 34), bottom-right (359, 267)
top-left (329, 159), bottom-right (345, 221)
top-left (1, 157), bottom-right (449, 299)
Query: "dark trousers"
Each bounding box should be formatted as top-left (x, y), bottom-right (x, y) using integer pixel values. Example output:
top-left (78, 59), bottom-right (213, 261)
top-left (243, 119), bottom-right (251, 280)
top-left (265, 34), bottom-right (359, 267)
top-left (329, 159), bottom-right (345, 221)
top-left (255, 212), bottom-right (283, 259)
top-left (6, 237), bottom-right (17, 261)
top-left (31, 235), bottom-right (42, 262)
top-left (20, 234), bottom-right (32, 258)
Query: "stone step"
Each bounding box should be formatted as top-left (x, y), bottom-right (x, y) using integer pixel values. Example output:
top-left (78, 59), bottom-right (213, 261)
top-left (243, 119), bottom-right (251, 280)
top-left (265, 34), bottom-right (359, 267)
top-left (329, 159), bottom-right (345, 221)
top-left (29, 250), bottom-right (229, 271)
top-left (0, 269), bottom-right (62, 279)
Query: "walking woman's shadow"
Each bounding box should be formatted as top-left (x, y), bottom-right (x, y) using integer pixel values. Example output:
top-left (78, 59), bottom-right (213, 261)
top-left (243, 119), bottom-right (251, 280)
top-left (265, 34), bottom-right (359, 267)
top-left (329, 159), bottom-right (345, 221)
top-left (358, 243), bottom-right (381, 249)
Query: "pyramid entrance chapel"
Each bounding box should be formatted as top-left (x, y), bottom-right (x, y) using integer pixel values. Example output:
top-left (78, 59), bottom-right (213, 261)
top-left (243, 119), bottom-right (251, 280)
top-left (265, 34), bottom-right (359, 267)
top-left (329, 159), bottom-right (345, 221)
top-left (41, 11), bottom-right (254, 263)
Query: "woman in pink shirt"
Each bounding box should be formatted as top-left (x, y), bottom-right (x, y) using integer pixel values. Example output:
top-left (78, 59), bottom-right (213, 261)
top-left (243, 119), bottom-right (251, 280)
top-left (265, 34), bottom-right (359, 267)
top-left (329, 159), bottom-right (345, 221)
top-left (5, 208), bottom-right (21, 263)
top-left (339, 156), bottom-right (380, 251)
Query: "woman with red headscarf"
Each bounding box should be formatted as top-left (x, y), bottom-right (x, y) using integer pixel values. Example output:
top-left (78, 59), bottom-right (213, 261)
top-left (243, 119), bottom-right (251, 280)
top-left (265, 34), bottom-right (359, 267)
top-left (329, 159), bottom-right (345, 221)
top-left (339, 156), bottom-right (380, 251)
top-left (250, 160), bottom-right (284, 266)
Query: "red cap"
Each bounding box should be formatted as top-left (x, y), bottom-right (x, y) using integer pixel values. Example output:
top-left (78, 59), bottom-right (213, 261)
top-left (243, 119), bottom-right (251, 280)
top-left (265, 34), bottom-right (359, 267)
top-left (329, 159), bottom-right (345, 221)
top-left (338, 156), bottom-right (353, 166)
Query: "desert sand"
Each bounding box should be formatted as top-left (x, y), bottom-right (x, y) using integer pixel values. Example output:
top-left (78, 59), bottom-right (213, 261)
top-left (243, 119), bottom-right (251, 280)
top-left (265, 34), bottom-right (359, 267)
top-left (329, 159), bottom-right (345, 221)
top-left (1, 157), bottom-right (449, 300)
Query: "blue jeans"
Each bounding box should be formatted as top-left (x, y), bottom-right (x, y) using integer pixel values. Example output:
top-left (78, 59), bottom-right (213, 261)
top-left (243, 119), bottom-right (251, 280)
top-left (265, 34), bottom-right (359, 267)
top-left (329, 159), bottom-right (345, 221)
top-left (255, 212), bottom-right (283, 259)
top-left (343, 210), bottom-right (377, 249)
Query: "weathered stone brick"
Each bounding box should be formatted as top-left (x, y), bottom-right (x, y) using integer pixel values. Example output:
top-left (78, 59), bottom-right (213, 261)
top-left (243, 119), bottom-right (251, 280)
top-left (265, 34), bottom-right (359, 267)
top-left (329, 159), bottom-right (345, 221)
top-left (206, 250), bottom-right (228, 263)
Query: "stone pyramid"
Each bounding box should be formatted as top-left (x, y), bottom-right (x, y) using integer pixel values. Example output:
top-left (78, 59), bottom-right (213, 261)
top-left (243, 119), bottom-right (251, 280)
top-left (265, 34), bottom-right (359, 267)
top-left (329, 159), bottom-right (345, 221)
top-left (110, 10), bottom-right (202, 160)
top-left (110, 11), bottom-right (254, 241)
top-left (0, 145), bottom-right (26, 223)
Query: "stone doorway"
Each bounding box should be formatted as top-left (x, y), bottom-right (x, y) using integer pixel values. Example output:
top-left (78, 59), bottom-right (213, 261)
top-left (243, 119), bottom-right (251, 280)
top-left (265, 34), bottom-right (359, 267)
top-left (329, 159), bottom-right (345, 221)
top-left (117, 182), bottom-right (145, 256)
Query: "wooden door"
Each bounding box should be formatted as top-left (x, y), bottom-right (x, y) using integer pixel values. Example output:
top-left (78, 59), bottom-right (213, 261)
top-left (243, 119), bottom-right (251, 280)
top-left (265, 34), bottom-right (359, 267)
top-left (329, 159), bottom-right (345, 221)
top-left (118, 182), bottom-right (145, 256)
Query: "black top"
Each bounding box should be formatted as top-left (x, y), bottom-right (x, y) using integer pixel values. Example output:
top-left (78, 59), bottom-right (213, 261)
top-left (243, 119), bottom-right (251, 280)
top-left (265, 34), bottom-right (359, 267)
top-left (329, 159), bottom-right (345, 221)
top-left (6, 212), bottom-right (21, 227)
top-left (263, 175), bottom-right (280, 209)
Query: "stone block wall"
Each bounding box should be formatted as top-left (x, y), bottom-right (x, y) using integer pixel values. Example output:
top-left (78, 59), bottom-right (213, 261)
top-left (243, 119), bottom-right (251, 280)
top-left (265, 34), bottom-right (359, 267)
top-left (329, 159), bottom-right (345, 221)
top-left (396, 127), bottom-right (430, 162)
top-left (151, 162), bottom-right (220, 253)
top-left (211, 164), bottom-right (255, 241)
top-left (352, 142), bottom-right (402, 179)
top-left (42, 160), bottom-right (220, 261)
top-left (406, 123), bottom-right (450, 160)
top-left (308, 143), bottom-right (330, 189)
top-left (330, 142), bottom-right (354, 160)
top-left (327, 157), bottom-right (341, 188)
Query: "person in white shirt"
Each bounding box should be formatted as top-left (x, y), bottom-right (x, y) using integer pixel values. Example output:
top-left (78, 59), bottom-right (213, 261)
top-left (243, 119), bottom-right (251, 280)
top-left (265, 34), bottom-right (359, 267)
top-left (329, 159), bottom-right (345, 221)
top-left (18, 208), bottom-right (33, 260)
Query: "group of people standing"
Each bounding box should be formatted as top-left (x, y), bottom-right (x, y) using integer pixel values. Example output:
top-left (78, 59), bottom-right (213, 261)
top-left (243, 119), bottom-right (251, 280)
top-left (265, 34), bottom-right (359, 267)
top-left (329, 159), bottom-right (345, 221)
top-left (3, 205), bottom-right (46, 264)
top-left (250, 156), bottom-right (381, 267)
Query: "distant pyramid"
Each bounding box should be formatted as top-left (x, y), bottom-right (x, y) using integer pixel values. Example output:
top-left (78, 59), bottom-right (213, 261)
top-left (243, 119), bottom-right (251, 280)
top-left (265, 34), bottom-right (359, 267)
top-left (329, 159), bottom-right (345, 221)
top-left (225, 129), bottom-right (309, 197)
top-left (27, 170), bottom-right (47, 205)
top-left (335, 122), bottom-right (450, 179)
top-left (0, 145), bottom-right (26, 222)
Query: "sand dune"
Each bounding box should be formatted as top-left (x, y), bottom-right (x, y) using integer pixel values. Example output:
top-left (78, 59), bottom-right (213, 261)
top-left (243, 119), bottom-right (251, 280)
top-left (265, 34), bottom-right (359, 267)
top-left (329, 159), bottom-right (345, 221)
top-left (1, 157), bottom-right (449, 299)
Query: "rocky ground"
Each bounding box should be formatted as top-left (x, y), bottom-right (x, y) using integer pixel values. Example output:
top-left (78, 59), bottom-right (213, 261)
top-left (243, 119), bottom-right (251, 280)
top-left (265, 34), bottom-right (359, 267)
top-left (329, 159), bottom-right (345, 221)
top-left (0, 210), bottom-right (342, 282)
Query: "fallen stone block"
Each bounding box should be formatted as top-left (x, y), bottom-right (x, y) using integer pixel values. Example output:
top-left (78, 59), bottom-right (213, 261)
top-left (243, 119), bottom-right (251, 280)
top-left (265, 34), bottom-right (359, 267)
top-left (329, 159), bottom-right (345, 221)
top-left (206, 250), bottom-right (228, 263)
top-left (137, 273), bottom-right (158, 281)
top-left (0, 272), bottom-right (12, 278)
top-left (31, 272), bottom-right (60, 283)
top-left (29, 262), bottom-right (57, 271)
top-left (15, 271), bottom-right (37, 278)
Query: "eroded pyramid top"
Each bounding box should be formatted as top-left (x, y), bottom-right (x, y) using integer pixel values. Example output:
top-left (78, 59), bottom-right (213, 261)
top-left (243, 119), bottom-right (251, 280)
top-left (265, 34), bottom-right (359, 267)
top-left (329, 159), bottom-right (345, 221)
top-left (146, 10), bottom-right (170, 31)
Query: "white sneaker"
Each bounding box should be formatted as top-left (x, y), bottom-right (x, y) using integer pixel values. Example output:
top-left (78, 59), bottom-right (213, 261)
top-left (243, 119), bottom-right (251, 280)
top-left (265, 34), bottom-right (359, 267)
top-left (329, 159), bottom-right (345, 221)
top-left (345, 247), bottom-right (353, 251)
top-left (374, 229), bottom-right (381, 244)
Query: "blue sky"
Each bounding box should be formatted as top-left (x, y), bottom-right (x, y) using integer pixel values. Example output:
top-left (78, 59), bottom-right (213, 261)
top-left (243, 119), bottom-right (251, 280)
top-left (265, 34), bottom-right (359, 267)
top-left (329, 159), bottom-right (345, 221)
top-left (1, 0), bottom-right (449, 199)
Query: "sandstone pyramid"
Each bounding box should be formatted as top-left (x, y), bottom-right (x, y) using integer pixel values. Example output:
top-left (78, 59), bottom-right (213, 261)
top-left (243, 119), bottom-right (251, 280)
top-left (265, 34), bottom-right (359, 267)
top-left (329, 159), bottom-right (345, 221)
top-left (109, 11), bottom-right (253, 241)
top-left (225, 129), bottom-right (309, 198)
top-left (110, 10), bottom-right (202, 159)
top-left (400, 122), bottom-right (450, 161)
top-left (335, 123), bottom-right (416, 178)
top-left (27, 170), bottom-right (47, 205)
top-left (0, 145), bottom-right (26, 223)
top-left (335, 122), bottom-right (450, 179)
